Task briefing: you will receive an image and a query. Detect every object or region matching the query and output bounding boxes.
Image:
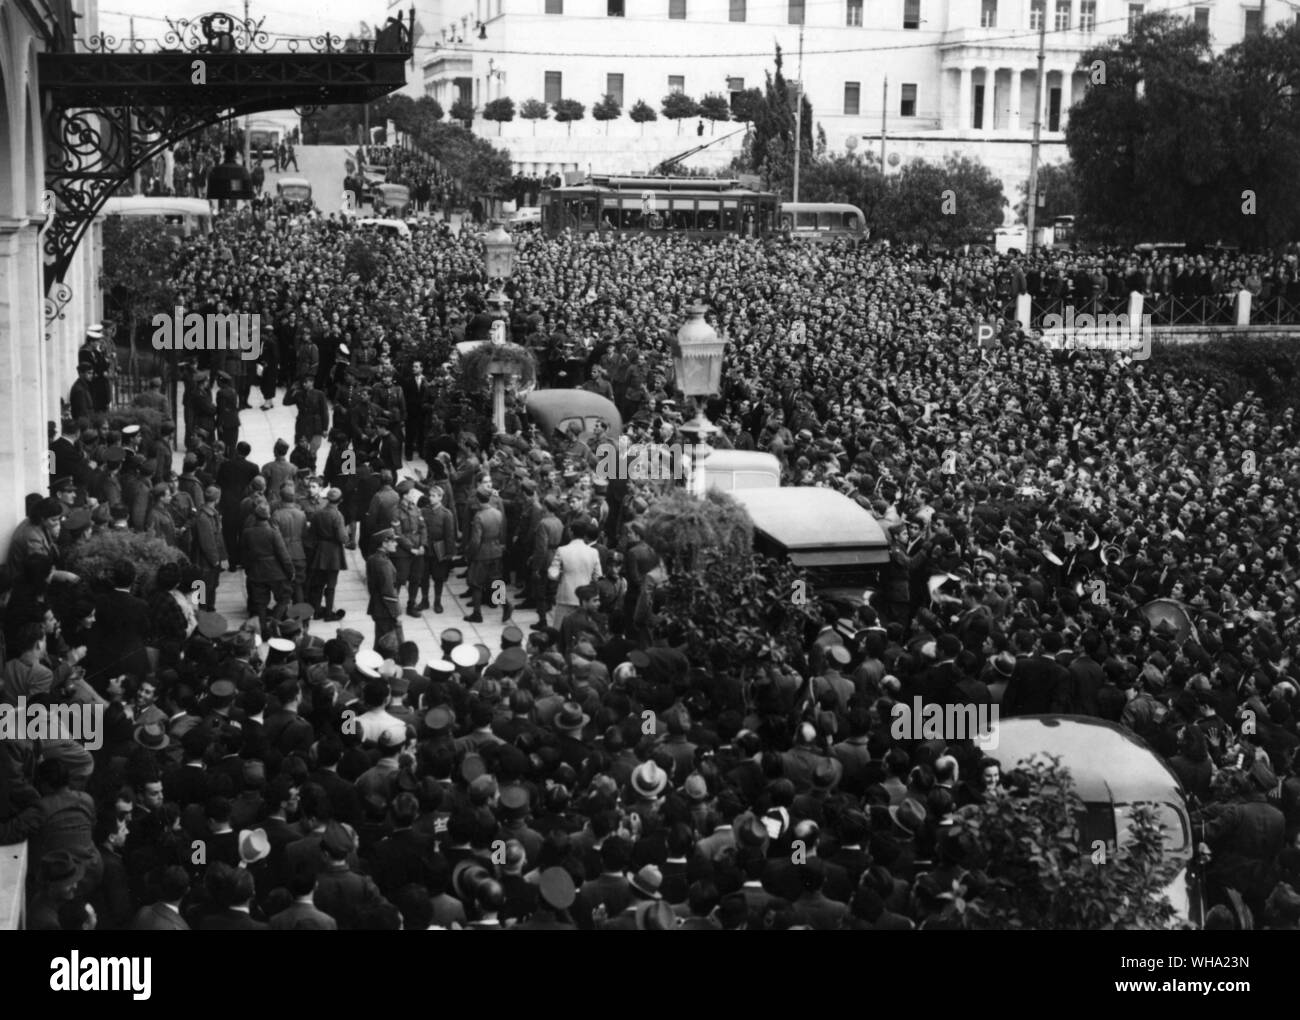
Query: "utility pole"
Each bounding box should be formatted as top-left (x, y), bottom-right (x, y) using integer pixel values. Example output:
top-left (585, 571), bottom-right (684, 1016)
top-left (1025, 4), bottom-right (1047, 255)
top-left (880, 76), bottom-right (887, 171)
top-left (792, 18), bottom-right (804, 203)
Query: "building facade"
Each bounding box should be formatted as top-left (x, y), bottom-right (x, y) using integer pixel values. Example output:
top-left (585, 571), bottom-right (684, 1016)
top-left (0, 0), bottom-right (100, 560)
top-left (418, 0), bottom-right (1297, 190)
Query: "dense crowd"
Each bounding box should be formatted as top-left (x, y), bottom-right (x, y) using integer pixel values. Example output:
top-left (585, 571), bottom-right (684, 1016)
top-left (5, 210), bottom-right (1300, 931)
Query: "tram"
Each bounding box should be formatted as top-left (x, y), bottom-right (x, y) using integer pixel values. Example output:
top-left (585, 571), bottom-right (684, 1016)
top-left (541, 175), bottom-right (779, 239)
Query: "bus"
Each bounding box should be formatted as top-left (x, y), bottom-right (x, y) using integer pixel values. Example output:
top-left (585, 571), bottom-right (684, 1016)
top-left (541, 175), bottom-right (779, 239)
top-left (100, 196), bottom-right (213, 239)
top-left (778, 202), bottom-right (868, 243)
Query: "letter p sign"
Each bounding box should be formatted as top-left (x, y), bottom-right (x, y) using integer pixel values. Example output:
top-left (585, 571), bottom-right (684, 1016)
top-left (976, 321), bottom-right (998, 356)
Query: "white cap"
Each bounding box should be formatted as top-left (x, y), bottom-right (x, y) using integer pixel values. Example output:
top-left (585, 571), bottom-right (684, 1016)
top-left (355, 648), bottom-right (384, 677)
top-left (266, 637), bottom-right (295, 654)
top-left (451, 643), bottom-right (479, 668)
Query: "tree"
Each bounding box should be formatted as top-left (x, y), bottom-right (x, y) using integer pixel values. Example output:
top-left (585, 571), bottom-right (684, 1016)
top-left (100, 217), bottom-right (180, 375)
top-left (654, 546), bottom-right (817, 672)
top-left (552, 98), bottom-right (585, 137)
top-left (642, 489), bottom-right (752, 574)
top-left (1065, 10), bottom-right (1300, 247)
top-left (449, 97), bottom-right (475, 128)
top-left (629, 98), bottom-right (658, 136)
top-left (698, 92), bottom-right (732, 134)
top-left (730, 87), bottom-right (764, 124)
top-left (947, 755), bottom-right (1186, 930)
top-left (592, 92), bottom-right (622, 134)
top-left (732, 47), bottom-right (814, 191)
top-left (799, 152), bottom-right (888, 226)
top-left (876, 154), bottom-right (1006, 246)
top-left (661, 91), bottom-right (700, 135)
top-left (1016, 161), bottom-right (1079, 225)
top-left (520, 98), bottom-right (549, 135)
top-left (483, 96), bottom-right (516, 136)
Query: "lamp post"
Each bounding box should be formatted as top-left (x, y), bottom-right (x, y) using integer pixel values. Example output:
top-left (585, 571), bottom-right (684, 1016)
top-left (482, 222), bottom-right (516, 433)
top-left (673, 303), bottom-right (726, 497)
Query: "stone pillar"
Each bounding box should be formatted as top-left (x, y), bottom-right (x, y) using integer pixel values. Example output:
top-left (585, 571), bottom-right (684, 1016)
top-left (1128, 290), bottom-right (1144, 329)
top-left (0, 220), bottom-right (48, 559)
top-left (1016, 292), bottom-right (1032, 331)
top-left (1012, 69), bottom-right (1024, 130)
top-left (957, 66), bottom-right (971, 132)
top-left (1237, 289), bottom-right (1252, 326)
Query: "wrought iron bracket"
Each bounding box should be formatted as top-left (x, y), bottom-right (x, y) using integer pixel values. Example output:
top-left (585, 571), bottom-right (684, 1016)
top-left (39, 11), bottom-right (412, 287)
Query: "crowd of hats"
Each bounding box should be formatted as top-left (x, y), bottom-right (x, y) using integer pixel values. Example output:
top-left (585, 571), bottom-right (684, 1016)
top-left (33, 210), bottom-right (1300, 929)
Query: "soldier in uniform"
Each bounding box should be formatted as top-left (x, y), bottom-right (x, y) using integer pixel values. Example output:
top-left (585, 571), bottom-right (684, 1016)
top-left (417, 484), bottom-right (457, 615)
top-left (367, 528), bottom-right (403, 644)
top-left (371, 368), bottom-right (407, 459)
top-left (193, 486), bottom-right (227, 613)
top-left (271, 485), bottom-right (309, 605)
top-left (392, 480), bottom-right (427, 619)
top-left (308, 487), bottom-right (349, 622)
top-left (241, 498), bottom-right (295, 633)
top-left (216, 371), bottom-right (241, 451)
top-left (78, 323), bottom-right (112, 412)
top-left (464, 486), bottom-right (512, 625)
top-left (70, 362), bottom-right (97, 422)
top-left (189, 371), bottom-right (218, 439)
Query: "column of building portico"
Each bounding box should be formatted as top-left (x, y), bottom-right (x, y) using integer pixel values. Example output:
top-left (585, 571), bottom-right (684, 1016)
top-left (0, 220), bottom-right (48, 558)
top-left (957, 66), bottom-right (972, 132)
top-left (1012, 69), bottom-right (1024, 130)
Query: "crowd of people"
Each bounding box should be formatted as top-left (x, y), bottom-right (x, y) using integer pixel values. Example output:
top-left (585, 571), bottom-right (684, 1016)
top-left (4, 206), bottom-right (1300, 931)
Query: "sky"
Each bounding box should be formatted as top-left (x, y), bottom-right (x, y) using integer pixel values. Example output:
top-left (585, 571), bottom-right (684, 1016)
top-left (94, 0), bottom-right (391, 51)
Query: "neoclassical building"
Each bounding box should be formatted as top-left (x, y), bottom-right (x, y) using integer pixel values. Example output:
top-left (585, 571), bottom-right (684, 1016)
top-left (0, 0), bottom-right (99, 561)
top-left (417, 0), bottom-right (1299, 188)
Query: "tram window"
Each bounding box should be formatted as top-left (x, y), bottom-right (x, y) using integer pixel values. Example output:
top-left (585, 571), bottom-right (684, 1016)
top-left (844, 212), bottom-right (861, 231)
top-left (565, 200), bottom-right (581, 227)
top-left (720, 203), bottom-right (739, 232)
top-left (780, 213), bottom-right (794, 231)
top-left (580, 200), bottom-right (597, 225)
top-left (672, 202), bottom-right (697, 230)
top-left (796, 210), bottom-right (818, 229)
top-left (601, 205), bottom-right (619, 229)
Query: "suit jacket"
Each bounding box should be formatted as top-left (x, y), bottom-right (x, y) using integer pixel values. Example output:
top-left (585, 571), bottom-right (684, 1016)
top-left (199, 908), bottom-right (270, 931)
top-left (86, 589), bottom-right (152, 686)
top-left (270, 900), bottom-right (339, 931)
top-left (70, 378), bottom-right (96, 421)
top-left (131, 902), bottom-right (190, 931)
top-left (549, 540), bottom-right (601, 607)
top-left (217, 457), bottom-right (260, 513)
top-left (1002, 655), bottom-right (1071, 717)
top-left (241, 521), bottom-right (294, 582)
top-left (216, 385), bottom-right (241, 429)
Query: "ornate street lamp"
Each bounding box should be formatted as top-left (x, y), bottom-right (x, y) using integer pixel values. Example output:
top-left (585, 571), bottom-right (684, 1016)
top-left (207, 145), bottom-right (251, 203)
top-left (476, 222), bottom-right (521, 433)
top-left (673, 302), bottom-right (726, 495)
top-left (483, 221), bottom-right (515, 283)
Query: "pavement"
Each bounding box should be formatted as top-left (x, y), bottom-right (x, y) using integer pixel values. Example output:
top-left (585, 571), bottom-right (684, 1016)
top-left (184, 386), bottom-right (528, 662)
top-left (258, 145), bottom-right (465, 229)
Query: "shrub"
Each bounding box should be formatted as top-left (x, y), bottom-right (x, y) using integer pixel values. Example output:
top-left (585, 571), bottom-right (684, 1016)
top-left (65, 530), bottom-right (190, 594)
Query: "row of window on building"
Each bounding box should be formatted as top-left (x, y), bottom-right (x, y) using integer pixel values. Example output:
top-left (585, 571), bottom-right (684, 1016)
top-left (536, 0), bottom-right (1266, 37)
top-left (541, 70), bottom-right (921, 117)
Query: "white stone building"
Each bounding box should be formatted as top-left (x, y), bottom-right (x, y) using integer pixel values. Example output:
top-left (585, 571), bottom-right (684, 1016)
top-left (415, 0), bottom-right (1298, 196)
